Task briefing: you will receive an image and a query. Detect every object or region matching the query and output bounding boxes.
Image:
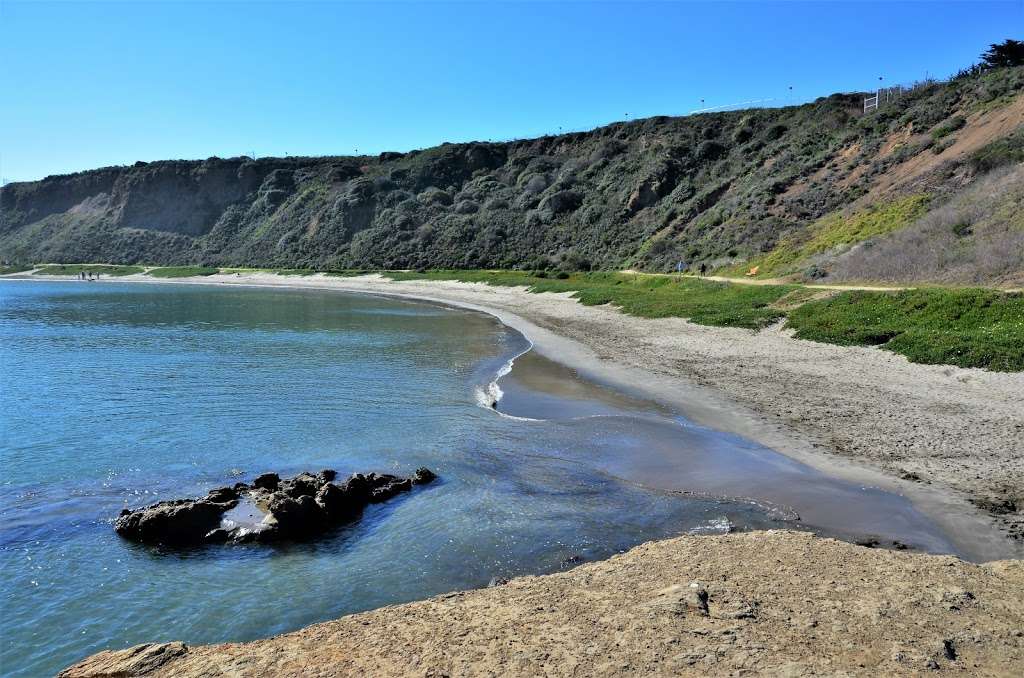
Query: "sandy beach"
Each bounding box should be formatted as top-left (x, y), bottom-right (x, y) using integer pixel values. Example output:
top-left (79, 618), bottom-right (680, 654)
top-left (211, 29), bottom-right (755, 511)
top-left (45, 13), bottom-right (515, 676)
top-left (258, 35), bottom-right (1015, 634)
top-left (23, 270), bottom-right (1017, 559)
top-left (11, 270), bottom-right (1023, 559)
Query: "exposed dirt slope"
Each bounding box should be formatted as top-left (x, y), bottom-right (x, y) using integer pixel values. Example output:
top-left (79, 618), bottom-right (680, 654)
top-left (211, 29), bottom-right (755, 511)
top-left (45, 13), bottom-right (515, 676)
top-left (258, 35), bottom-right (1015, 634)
top-left (60, 530), bottom-right (1024, 677)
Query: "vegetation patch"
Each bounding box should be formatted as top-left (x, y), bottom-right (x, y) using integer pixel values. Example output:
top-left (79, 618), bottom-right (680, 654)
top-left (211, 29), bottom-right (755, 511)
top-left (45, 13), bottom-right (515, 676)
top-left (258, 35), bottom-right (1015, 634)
top-left (824, 166), bottom-right (1024, 285)
top-left (273, 268), bottom-right (317, 276)
top-left (0, 264), bottom-right (32, 275)
top-left (786, 288), bottom-right (1024, 371)
top-left (724, 195), bottom-right (931, 278)
top-left (930, 116), bottom-right (966, 140)
top-left (146, 266), bottom-right (220, 278)
top-left (387, 269), bottom-right (1024, 370)
top-left (970, 127), bottom-right (1024, 173)
top-left (33, 264), bottom-right (145, 276)
top-left (385, 270), bottom-right (795, 330)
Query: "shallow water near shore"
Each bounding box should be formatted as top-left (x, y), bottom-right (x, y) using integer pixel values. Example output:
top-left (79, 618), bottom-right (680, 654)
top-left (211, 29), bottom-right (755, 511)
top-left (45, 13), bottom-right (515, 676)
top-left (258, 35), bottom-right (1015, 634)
top-left (0, 280), bottom-right (955, 676)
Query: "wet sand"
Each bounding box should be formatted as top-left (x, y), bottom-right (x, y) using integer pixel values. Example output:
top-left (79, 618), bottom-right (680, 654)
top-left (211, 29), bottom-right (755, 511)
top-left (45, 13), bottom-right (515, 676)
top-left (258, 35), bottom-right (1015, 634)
top-left (498, 350), bottom-right (957, 555)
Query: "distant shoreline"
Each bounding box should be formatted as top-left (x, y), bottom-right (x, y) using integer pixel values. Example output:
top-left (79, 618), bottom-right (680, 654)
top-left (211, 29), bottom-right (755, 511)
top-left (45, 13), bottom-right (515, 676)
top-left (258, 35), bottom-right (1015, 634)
top-left (6, 271), bottom-right (1022, 561)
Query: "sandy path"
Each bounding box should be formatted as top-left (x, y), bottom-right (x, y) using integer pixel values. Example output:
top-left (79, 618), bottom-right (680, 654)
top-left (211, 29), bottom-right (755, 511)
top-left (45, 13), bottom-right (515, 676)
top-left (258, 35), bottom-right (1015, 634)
top-left (60, 530), bottom-right (1024, 677)
top-left (629, 271), bottom-right (1024, 292)
top-left (8, 271), bottom-right (1023, 559)
top-left (624, 270), bottom-right (918, 291)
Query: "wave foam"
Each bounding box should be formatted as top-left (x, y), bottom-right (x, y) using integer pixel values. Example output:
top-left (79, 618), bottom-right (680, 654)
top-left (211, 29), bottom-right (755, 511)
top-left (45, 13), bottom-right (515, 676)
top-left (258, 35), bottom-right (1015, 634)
top-left (475, 342), bottom-right (539, 421)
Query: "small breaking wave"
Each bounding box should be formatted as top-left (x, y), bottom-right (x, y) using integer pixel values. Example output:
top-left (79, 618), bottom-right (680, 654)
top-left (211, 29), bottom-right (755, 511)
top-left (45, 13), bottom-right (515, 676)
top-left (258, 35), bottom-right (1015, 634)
top-left (474, 342), bottom-right (542, 421)
top-left (686, 516), bottom-right (734, 535)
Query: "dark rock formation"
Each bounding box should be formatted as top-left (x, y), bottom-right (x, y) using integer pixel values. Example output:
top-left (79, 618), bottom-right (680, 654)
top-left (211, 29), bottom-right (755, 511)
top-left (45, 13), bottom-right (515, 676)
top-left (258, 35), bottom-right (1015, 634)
top-left (114, 468), bottom-right (436, 546)
top-left (114, 497), bottom-right (236, 545)
top-left (252, 472), bottom-right (279, 490)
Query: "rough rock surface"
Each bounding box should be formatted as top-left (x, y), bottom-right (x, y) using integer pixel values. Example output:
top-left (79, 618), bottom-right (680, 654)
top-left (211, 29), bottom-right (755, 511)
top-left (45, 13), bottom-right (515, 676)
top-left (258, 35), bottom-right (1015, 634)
top-left (60, 531), bottom-right (1024, 677)
top-left (114, 468), bottom-right (435, 545)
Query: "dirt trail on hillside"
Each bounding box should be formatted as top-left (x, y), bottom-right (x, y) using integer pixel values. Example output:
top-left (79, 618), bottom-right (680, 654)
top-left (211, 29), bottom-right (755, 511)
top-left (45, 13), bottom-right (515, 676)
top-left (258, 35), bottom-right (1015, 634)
top-left (61, 531), bottom-right (1024, 677)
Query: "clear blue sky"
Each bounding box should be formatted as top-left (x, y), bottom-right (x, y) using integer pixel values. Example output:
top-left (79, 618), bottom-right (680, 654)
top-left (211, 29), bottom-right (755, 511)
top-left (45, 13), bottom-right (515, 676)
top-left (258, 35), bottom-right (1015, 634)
top-left (1, 1), bottom-right (1020, 183)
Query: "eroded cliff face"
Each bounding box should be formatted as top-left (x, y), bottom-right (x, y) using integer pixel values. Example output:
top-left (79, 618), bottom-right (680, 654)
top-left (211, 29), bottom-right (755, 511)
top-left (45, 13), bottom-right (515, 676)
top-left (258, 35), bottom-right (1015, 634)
top-left (110, 159), bottom-right (275, 236)
top-left (3, 67), bottom-right (1022, 272)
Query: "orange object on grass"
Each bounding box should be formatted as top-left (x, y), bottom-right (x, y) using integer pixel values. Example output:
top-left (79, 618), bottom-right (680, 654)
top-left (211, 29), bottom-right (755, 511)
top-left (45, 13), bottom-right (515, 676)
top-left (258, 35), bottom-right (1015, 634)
top-left (745, 266), bottom-right (760, 277)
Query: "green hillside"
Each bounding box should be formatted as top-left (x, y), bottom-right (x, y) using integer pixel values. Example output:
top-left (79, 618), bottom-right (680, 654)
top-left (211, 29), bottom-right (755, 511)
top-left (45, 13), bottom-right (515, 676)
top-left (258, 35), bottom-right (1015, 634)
top-left (2, 67), bottom-right (1022, 286)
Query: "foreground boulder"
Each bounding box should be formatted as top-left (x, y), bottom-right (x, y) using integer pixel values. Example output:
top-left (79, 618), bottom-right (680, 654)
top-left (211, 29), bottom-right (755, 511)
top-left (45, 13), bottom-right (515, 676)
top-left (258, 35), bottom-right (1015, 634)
top-left (115, 468), bottom-right (436, 546)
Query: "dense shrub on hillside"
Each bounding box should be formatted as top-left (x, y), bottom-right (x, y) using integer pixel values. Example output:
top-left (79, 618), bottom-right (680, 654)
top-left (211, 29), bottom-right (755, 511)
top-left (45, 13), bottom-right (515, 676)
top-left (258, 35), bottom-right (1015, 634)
top-left (1, 66), bottom-right (1021, 281)
top-left (931, 116), bottom-right (966, 140)
top-left (970, 128), bottom-right (1024, 173)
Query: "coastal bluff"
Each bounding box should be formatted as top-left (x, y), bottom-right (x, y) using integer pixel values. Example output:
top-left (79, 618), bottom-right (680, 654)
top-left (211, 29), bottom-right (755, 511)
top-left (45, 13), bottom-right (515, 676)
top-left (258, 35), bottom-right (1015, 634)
top-left (61, 530), bottom-right (1024, 677)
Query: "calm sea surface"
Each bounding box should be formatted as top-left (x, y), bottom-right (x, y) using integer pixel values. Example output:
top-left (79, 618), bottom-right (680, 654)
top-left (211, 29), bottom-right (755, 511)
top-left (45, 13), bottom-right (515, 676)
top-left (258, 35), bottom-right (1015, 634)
top-left (0, 281), bottom-right (955, 676)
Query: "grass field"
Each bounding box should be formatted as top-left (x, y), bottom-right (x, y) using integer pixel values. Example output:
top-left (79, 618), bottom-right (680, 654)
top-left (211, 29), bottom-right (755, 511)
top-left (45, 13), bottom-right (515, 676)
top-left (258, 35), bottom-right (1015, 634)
top-left (385, 270), bottom-right (796, 329)
top-left (33, 264), bottom-right (145, 276)
top-left (787, 288), bottom-right (1024, 371)
top-left (383, 270), bottom-right (1024, 370)
top-left (146, 266), bottom-right (220, 278)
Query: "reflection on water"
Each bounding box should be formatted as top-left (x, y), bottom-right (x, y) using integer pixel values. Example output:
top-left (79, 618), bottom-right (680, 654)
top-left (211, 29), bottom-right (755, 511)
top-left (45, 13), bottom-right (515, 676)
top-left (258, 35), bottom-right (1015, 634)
top-left (0, 281), bottom-right (955, 677)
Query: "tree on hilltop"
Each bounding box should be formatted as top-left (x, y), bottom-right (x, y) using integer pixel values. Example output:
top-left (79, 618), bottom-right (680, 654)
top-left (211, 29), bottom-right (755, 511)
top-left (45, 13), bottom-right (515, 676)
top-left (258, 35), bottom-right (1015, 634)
top-left (981, 39), bottom-right (1024, 69)
top-left (954, 39), bottom-right (1023, 79)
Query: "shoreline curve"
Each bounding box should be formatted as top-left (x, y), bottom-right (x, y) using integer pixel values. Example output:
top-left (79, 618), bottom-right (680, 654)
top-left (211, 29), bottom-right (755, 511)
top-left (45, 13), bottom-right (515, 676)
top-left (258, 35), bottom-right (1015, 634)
top-left (4, 271), bottom-right (1021, 561)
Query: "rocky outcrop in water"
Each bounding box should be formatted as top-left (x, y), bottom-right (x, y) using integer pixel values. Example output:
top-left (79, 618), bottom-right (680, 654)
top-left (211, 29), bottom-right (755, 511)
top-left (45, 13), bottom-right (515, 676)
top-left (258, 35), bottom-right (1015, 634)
top-left (114, 468), bottom-right (436, 546)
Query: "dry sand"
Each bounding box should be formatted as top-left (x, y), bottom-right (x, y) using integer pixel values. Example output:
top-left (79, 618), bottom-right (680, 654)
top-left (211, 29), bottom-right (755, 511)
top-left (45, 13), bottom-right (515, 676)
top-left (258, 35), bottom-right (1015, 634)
top-left (61, 530), bottom-right (1024, 677)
